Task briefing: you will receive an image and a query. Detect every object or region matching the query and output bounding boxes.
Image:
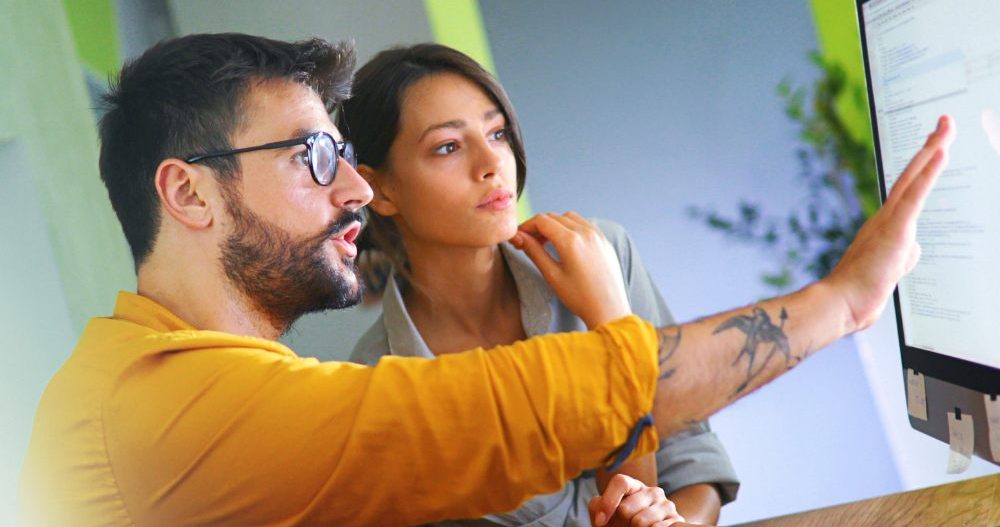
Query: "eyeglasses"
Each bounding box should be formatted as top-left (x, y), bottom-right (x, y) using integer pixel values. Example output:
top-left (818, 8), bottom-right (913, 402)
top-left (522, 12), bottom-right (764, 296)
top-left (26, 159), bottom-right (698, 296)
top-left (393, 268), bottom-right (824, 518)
top-left (184, 131), bottom-right (356, 186)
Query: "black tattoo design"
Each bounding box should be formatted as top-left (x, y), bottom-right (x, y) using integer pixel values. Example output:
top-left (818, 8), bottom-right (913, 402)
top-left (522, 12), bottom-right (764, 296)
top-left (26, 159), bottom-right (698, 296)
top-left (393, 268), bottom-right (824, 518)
top-left (657, 326), bottom-right (682, 380)
top-left (714, 307), bottom-right (791, 394)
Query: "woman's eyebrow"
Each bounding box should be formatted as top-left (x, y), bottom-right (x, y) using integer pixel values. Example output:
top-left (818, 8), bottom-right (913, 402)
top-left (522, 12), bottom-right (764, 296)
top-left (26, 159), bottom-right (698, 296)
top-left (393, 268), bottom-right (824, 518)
top-left (419, 119), bottom-right (465, 142)
top-left (418, 109), bottom-right (504, 141)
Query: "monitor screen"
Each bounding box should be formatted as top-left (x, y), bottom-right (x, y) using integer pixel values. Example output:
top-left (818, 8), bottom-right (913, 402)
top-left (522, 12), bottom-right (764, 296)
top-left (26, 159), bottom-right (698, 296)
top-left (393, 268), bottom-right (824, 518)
top-left (859, 0), bottom-right (1000, 466)
top-left (860, 0), bottom-right (1000, 379)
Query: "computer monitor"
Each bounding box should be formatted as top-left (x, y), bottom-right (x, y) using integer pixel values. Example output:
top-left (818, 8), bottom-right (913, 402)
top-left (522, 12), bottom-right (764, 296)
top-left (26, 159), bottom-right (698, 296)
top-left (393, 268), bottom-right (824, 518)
top-left (858, 0), bottom-right (1000, 465)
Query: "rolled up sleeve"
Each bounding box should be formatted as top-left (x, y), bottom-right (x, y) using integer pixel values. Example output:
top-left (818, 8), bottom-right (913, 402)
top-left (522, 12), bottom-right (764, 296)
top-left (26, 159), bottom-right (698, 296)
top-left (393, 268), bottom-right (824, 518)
top-left (597, 218), bottom-right (740, 503)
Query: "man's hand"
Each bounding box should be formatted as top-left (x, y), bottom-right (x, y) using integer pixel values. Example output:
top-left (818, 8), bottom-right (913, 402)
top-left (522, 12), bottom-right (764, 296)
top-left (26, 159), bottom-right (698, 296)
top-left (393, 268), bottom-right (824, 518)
top-left (645, 115), bottom-right (957, 441)
top-left (824, 115), bottom-right (956, 331)
top-left (511, 212), bottom-right (631, 328)
top-left (589, 474), bottom-right (686, 527)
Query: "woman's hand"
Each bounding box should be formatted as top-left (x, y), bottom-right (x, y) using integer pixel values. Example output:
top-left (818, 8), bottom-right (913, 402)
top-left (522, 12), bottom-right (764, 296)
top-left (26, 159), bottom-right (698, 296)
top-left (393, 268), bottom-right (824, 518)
top-left (589, 474), bottom-right (686, 527)
top-left (510, 212), bottom-right (631, 329)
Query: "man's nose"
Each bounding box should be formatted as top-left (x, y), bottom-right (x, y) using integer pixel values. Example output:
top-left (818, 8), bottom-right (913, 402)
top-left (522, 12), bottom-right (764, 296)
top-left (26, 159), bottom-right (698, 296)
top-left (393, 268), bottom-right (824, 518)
top-left (329, 158), bottom-right (374, 212)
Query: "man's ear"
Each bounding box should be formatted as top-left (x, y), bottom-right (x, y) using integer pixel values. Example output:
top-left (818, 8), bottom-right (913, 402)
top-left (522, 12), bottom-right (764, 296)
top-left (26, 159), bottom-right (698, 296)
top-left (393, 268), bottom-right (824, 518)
top-left (154, 158), bottom-right (215, 229)
top-left (358, 164), bottom-right (399, 217)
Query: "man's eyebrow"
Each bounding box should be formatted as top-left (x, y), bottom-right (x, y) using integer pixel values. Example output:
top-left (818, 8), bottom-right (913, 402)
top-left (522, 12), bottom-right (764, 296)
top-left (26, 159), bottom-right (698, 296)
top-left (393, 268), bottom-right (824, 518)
top-left (417, 109), bottom-right (504, 142)
top-left (291, 128), bottom-right (319, 139)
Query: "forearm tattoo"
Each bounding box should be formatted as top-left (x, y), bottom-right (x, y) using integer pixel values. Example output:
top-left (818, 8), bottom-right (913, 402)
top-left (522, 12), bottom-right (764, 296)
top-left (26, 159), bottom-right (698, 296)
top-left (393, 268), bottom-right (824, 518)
top-left (713, 307), bottom-right (793, 394)
top-left (657, 326), bottom-right (681, 380)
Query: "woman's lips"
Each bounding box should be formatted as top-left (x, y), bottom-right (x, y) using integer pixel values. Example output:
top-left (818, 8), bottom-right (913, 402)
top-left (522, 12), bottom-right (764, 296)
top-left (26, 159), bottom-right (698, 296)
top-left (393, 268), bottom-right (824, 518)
top-left (477, 189), bottom-right (515, 211)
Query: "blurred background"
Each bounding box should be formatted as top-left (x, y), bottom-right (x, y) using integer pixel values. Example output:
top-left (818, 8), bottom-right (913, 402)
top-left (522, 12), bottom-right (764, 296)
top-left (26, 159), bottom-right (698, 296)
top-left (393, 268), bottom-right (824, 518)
top-left (1, 0), bottom-right (996, 525)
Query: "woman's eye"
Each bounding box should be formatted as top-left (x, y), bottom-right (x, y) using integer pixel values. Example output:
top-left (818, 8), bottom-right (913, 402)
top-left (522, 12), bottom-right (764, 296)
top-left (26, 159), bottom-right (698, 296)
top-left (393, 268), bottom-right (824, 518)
top-left (490, 128), bottom-right (508, 141)
top-left (434, 142), bottom-right (458, 155)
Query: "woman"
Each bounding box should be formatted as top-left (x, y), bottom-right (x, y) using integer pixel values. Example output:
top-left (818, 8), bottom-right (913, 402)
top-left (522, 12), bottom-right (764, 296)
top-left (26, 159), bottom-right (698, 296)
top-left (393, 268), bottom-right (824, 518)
top-left (341, 43), bottom-right (738, 526)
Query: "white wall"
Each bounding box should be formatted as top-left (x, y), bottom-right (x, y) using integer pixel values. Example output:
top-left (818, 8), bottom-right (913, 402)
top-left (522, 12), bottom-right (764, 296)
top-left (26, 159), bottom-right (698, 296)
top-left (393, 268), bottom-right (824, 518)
top-left (0, 141), bottom-right (79, 527)
top-left (170, 0), bottom-right (433, 62)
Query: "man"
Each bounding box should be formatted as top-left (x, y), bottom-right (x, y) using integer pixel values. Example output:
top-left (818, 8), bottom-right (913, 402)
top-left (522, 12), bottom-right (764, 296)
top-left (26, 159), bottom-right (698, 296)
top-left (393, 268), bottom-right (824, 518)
top-left (19, 33), bottom-right (953, 526)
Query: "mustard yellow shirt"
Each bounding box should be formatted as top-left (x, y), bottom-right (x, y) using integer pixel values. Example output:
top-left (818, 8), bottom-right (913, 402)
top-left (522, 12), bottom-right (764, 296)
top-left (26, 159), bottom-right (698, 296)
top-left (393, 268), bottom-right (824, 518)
top-left (19, 292), bottom-right (659, 526)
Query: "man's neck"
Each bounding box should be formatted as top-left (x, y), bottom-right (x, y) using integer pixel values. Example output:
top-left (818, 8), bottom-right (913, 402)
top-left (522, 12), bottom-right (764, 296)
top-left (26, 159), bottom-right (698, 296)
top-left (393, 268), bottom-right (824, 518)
top-left (137, 252), bottom-right (284, 341)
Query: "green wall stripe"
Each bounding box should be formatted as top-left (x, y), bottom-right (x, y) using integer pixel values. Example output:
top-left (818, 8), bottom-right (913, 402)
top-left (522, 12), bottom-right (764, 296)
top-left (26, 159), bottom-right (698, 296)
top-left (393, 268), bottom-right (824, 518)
top-left (62, 0), bottom-right (121, 79)
top-left (808, 0), bottom-right (873, 147)
top-left (424, 0), bottom-right (496, 73)
top-left (424, 0), bottom-right (533, 220)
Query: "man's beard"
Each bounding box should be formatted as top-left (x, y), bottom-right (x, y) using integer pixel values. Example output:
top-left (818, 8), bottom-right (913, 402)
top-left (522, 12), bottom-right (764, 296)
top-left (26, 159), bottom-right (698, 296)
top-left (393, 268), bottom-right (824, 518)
top-left (219, 188), bottom-right (365, 334)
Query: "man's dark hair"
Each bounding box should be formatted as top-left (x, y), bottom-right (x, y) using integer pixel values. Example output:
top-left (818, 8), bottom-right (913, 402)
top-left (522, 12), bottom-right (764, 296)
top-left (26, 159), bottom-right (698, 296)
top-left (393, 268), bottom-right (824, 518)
top-left (99, 33), bottom-right (356, 267)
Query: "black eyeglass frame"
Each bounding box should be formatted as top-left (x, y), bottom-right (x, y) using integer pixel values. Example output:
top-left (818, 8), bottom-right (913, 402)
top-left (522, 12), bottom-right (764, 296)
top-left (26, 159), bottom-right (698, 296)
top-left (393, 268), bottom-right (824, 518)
top-left (184, 131), bottom-right (355, 186)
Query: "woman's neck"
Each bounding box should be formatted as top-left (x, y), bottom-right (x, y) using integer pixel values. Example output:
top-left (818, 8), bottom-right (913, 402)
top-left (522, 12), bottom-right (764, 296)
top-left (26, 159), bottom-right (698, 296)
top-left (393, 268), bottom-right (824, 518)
top-left (402, 241), bottom-right (526, 354)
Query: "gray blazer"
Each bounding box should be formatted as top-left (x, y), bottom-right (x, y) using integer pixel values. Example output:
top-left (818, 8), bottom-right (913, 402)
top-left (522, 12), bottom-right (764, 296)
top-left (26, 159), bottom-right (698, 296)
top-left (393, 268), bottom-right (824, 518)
top-left (351, 219), bottom-right (739, 526)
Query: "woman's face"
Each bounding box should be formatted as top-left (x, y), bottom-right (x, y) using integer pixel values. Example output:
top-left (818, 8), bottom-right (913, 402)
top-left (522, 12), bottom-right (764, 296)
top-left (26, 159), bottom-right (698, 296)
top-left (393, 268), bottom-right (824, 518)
top-left (370, 72), bottom-right (519, 250)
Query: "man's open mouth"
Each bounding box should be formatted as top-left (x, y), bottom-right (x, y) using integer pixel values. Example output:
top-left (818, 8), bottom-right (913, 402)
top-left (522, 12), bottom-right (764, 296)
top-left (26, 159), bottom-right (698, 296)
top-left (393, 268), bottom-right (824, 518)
top-left (330, 222), bottom-right (362, 258)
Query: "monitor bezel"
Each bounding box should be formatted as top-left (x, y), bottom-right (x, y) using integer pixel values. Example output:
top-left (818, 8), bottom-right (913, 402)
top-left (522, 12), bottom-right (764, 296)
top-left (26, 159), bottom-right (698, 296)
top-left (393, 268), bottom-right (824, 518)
top-left (856, 0), bottom-right (1000, 394)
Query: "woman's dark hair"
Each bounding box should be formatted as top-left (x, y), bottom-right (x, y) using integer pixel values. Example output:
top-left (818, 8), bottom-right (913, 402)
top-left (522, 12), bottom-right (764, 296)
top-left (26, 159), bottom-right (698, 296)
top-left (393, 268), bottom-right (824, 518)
top-left (99, 33), bottom-right (355, 268)
top-left (339, 43), bottom-right (527, 295)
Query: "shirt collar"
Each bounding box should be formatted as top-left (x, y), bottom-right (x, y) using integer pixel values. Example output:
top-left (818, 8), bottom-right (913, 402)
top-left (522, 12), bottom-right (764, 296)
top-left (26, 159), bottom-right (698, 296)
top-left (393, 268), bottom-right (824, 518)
top-left (499, 241), bottom-right (555, 337)
top-left (381, 271), bottom-right (435, 359)
top-left (380, 242), bottom-right (556, 358)
top-left (113, 290), bottom-right (196, 332)
top-left (110, 290), bottom-right (297, 357)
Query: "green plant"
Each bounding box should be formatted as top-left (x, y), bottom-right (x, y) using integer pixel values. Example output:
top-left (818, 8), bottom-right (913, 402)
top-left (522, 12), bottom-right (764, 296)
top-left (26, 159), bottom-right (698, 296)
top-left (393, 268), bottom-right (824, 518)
top-left (689, 52), bottom-right (878, 291)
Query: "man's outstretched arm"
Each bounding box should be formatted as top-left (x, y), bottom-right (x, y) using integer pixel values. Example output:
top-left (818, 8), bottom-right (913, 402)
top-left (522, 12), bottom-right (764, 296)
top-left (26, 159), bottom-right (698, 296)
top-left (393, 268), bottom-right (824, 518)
top-left (650, 280), bottom-right (844, 438)
top-left (514, 115), bottom-right (954, 443)
top-left (650, 115), bottom-right (953, 439)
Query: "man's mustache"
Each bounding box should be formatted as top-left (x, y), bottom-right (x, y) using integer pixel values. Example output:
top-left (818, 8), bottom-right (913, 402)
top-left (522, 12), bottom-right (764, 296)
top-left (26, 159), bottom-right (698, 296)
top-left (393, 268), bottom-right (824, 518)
top-left (316, 209), bottom-right (366, 242)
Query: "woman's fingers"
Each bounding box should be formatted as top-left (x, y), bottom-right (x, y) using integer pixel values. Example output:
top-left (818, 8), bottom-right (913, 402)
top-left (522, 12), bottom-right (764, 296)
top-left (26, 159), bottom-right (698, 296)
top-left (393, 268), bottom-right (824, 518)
top-left (515, 212), bottom-right (593, 264)
top-left (512, 211), bottom-right (630, 328)
top-left (615, 486), bottom-right (657, 519)
top-left (625, 491), bottom-right (684, 527)
top-left (517, 213), bottom-right (571, 245)
top-left (650, 518), bottom-right (686, 527)
top-left (560, 210), bottom-right (595, 231)
top-left (591, 474), bottom-right (645, 526)
top-left (588, 496), bottom-right (603, 525)
top-left (517, 211), bottom-right (600, 244)
top-left (588, 474), bottom-right (685, 527)
top-left (510, 229), bottom-right (560, 284)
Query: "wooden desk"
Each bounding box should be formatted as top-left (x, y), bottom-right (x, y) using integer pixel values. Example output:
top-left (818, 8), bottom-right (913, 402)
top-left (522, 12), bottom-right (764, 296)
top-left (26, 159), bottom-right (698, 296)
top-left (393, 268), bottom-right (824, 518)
top-left (708, 473), bottom-right (1000, 527)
